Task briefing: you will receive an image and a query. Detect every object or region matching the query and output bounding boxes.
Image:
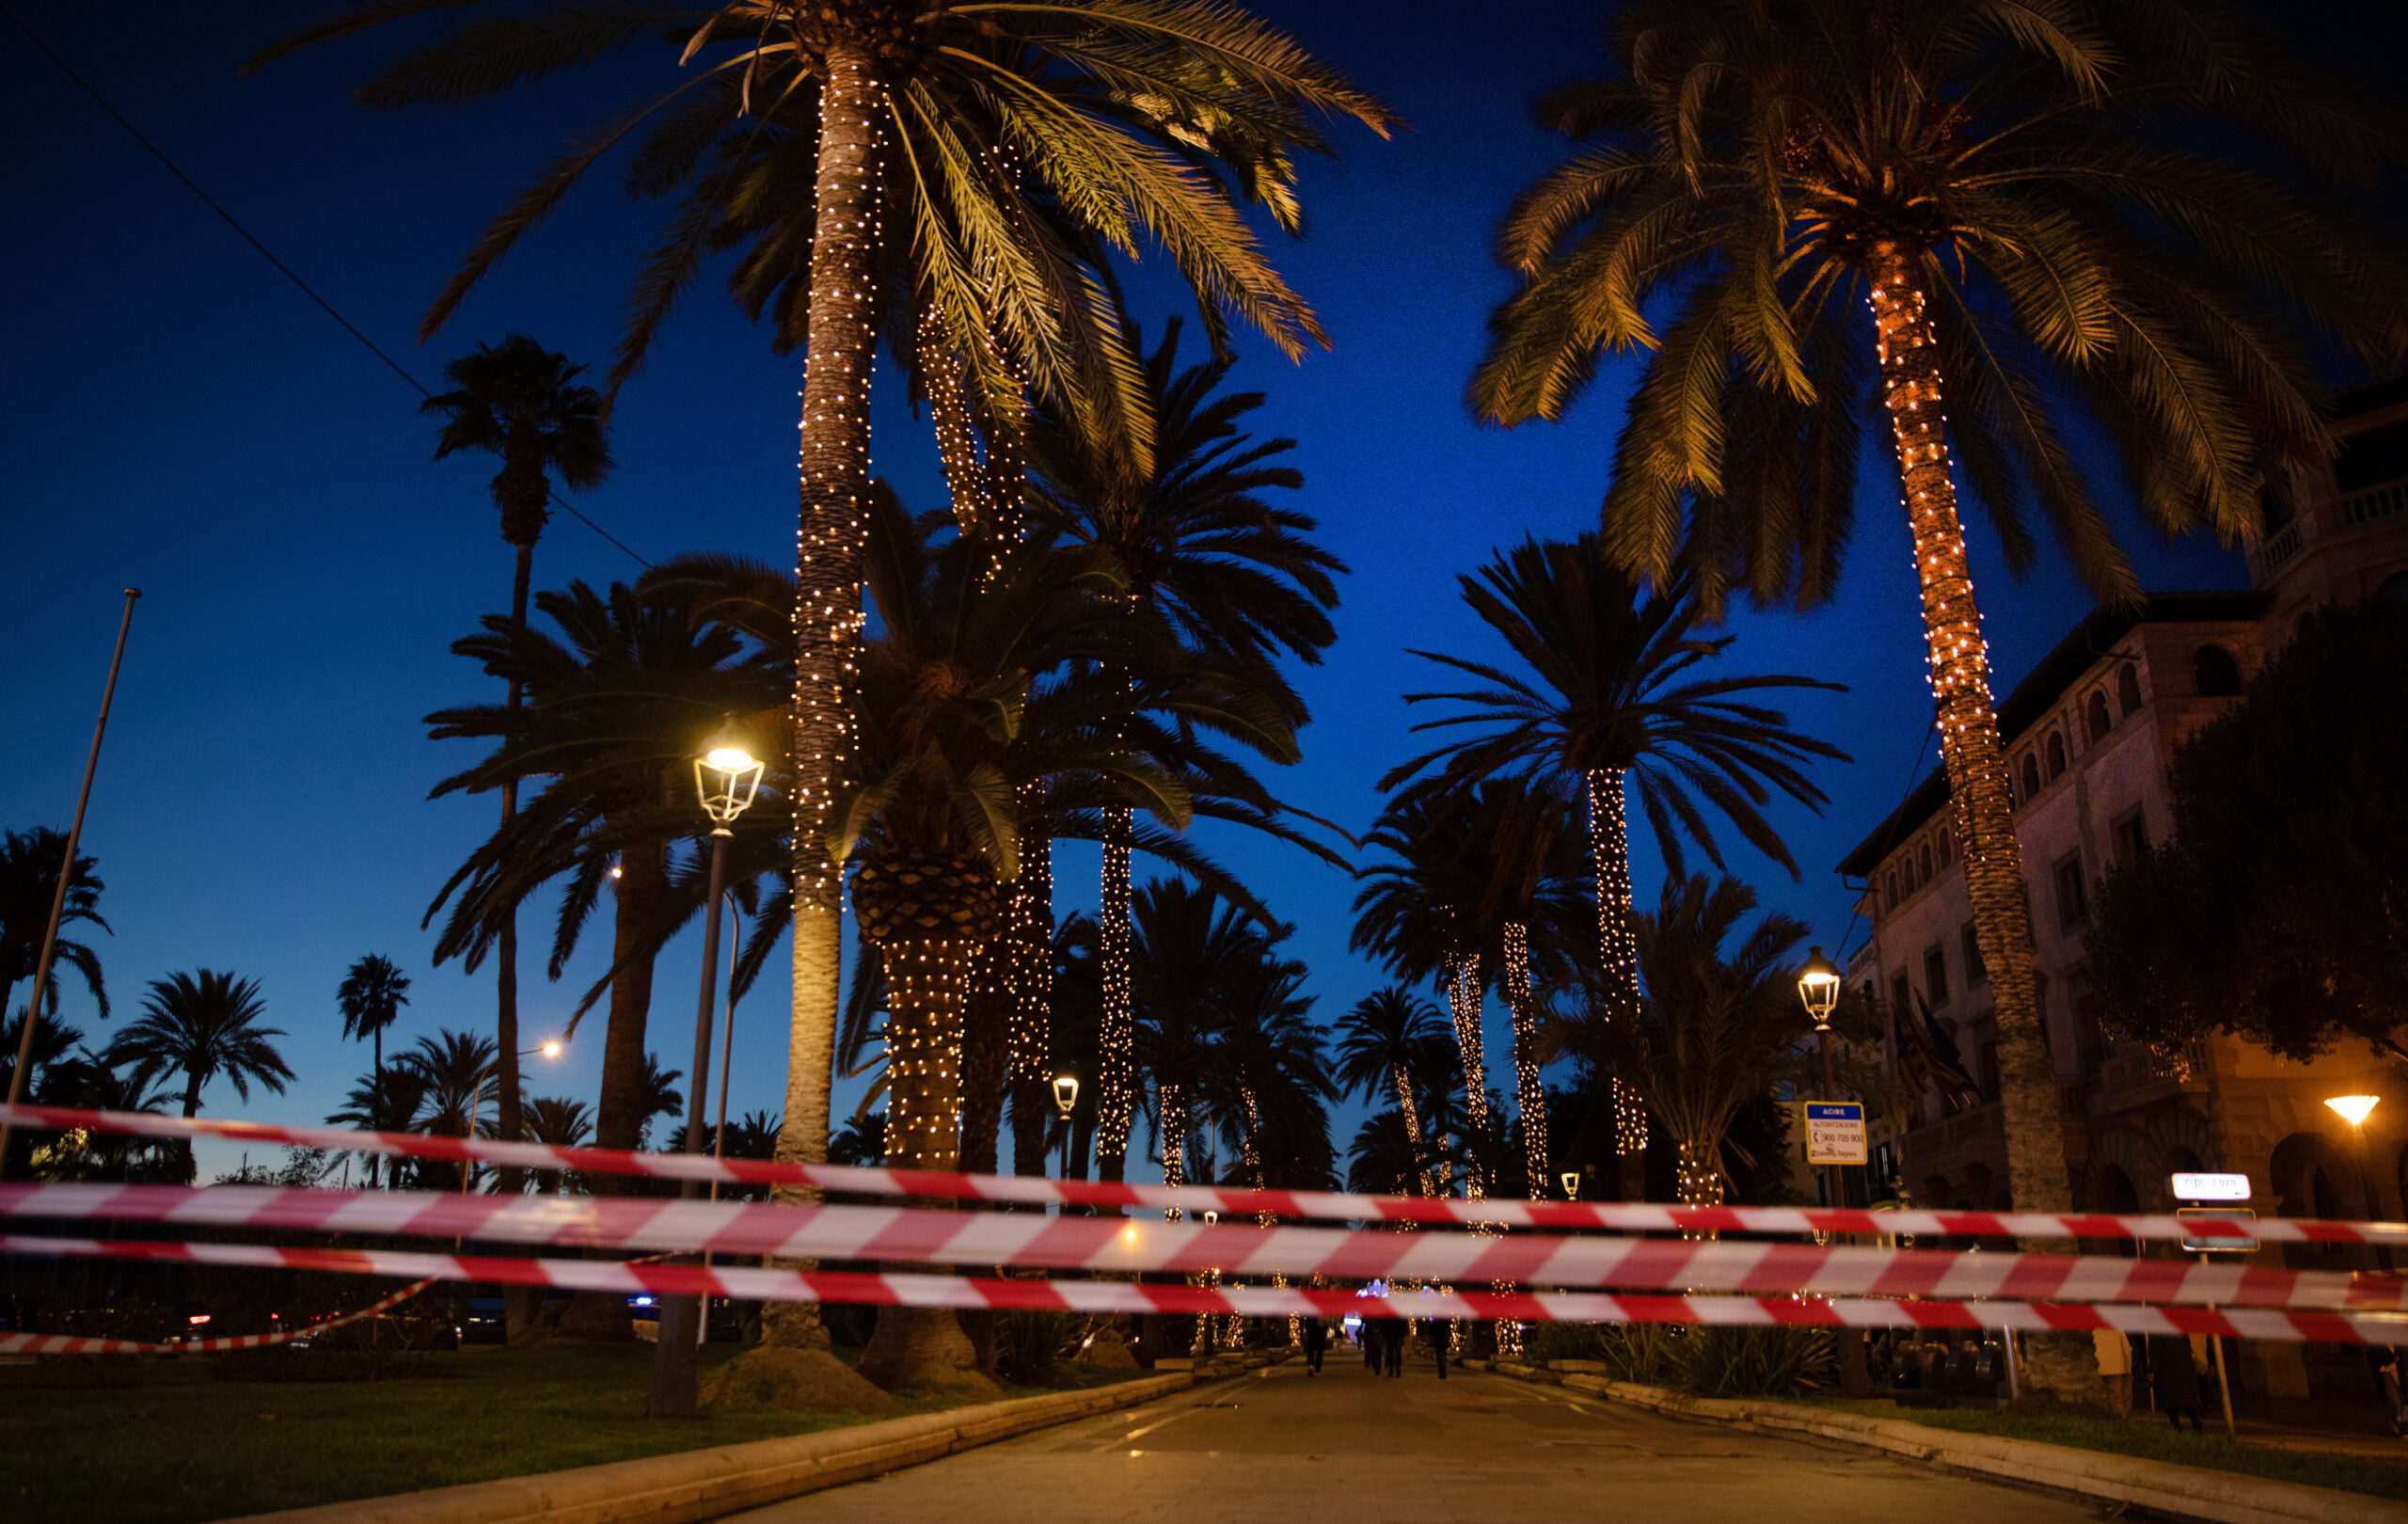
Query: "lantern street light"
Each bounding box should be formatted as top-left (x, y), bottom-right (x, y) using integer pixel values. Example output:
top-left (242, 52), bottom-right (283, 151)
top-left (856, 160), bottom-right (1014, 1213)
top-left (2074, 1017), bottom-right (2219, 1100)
top-left (1560, 1170), bottom-right (1581, 1201)
top-left (1798, 945), bottom-right (1867, 1395)
top-left (1797, 947), bottom-right (1843, 1032)
top-left (2326, 1095), bottom-right (2389, 1267)
top-left (652, 718), bottom-right (763, 1421)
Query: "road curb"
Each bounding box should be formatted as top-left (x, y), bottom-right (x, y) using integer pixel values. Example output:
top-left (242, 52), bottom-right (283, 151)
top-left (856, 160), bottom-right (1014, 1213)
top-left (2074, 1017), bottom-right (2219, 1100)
top-left (1462, 1358), bottom-right (2405, 1524)
top-left (224, 1366), bottom-right (1219, 1524)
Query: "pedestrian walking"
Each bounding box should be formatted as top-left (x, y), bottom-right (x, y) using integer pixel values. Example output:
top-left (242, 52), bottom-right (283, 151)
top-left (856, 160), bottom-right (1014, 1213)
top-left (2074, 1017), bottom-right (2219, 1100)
top-left (2368, 1346), bottom-right (2407, 1437)
top-left (1382, 1319), bottom-right (1403, 1377)
top-left (1428, 1318), bottom-right (1449, 1380)
top-left (1302, 1315), bottom-right (1327, 1375)
top-left (2140, 1332), bottom-right (2206, 1433)
top-left (1363, 1318), bottom-right (1380, 1370)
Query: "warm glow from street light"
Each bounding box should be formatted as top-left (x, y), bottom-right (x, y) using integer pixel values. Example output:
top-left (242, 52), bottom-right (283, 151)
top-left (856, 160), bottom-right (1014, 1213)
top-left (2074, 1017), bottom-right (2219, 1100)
top-left (695, 715), bottom-right (766, 831)
top-left (1797, 946), bottom-right (1842, 1031)
top-left (1052, 1072), bottom-right (1079, 1117)
top-left (2328, 1094), bottom-right (2381, 1127)
top-left (705, 745), bottom-right (757, 772)
top-left (1560, 1170), bottom-right (1581, 1200)
top-left (539, 1040), bottom-right (562, 1059)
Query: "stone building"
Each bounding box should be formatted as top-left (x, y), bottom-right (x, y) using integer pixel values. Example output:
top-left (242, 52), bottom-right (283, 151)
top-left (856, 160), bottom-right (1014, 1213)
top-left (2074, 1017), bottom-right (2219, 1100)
top-left (1834, 379), bottom-right (2408, 1398)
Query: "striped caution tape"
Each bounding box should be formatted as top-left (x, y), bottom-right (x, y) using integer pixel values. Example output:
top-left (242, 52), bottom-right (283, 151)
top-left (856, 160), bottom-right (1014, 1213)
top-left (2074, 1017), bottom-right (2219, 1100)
top-left (0, 1276), bottom-right (436, 1356)
top-left (4, 1182), bottom-right (2400, 1312)
top-left (3, 1104), bottom-right (2384, 1246)
top-left (5, 1234), bottom-right (2402, 1346)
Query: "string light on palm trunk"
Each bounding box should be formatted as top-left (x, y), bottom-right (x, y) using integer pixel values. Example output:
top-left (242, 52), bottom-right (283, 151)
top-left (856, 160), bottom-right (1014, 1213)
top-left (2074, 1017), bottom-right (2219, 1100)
top-left (1095, 811), bottom-right (1134, 1172)
top-left (1443, 946), bottom-right (1488, 1200)
top-left (1501, 921), bottom-right (1549, 1195)
top-left (1587, 770), bottom-right (1650, 1162)
top-left (1159, 1083), bottom-right (1186, 1223)
top-left (884, 944), bottom-right (970, 1170)
top-left (1677, 1140), bottom-right (1724, 1210)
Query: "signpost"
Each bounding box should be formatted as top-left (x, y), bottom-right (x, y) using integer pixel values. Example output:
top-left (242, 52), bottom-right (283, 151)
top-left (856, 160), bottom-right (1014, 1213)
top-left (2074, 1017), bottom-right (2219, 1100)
top-left (1804, 1103), bottom-right (1867, 1166)
top-left (2170, 1173), bottom-right (2251, 1439)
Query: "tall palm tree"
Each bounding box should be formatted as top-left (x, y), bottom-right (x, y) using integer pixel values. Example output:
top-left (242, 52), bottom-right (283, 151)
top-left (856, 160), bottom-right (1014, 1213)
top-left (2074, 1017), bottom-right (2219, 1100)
top-left (1474, 0), bottom-right (2408, 1391)
top-left (105, 970), bottom-right (293, 1179)
top-left (0, 826), bottom-right (109, 1026)
top-left (1606, 875), bottom-right (1809, 1209)
top-left (249, 11), bottom-right (1391, 1316)
top-left (335, 954), bottom-right (411, 1187)
top-left (1029, 318), bottom-right (1345, 1183)
top-left (425, 581), bottom-right (782, 1164)
top-left (422, 336), bottom-right (612, 1164)
top-left (1333, 986), bottom-right (1453, 1197)
top-left (1386, 539), bottom-right (1843, 1198)
top-left (1131, 877), bottom-right (1275, 1206)
top-left (1201, 953), bottom-right (1333, 1194)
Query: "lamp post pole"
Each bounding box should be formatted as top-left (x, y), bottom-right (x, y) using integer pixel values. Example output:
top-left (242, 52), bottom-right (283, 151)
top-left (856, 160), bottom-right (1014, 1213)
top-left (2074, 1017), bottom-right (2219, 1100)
top-left (650, 720), bottom-right (763, 1421)
top-left (1, 589), bottom-right (139, 1178)
top-left (1798, 946), bottom-right (1866, 1396)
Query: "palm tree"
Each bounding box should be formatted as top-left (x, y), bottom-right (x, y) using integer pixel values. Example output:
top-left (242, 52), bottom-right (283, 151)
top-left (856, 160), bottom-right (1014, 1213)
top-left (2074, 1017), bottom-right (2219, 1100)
top-left (250, 8), bottom-right (1392, 1305)
top-left (399, 1027), bottom-right (502, 1190)
top-left (1600, 875), bottom-right (1809, 1209)
top-left (422, 335), bottom-right (612, 1163)
top-left (335, 954), bottom-right (410, 1186)
top-left (1200, 953), bottom-right (1334, 1195)
top-left (105, 970), bottom-right (293, 1179)
top-left (634, 1052), bottom-right (685, 1151)
top-left (1332, 987), bottom-right (1452, 1196)
top-left (523, 1094), bottom-right (594, 1192)
top-left (1131, 877), bottom-right (1275, 1204)
top-left (0, 826), bottom-right (109, 1026)
top-left (329, 1065), bottom-right (433, 1188)
top-left (1474, 0), bottom-right (2408, 1379)
top-left (1029, 318), bottom-right (1345, 1183)
top-left (1386, 539), bottom-right (1843, 1197)
top-left (425, 580), bottom-right (782, 1164)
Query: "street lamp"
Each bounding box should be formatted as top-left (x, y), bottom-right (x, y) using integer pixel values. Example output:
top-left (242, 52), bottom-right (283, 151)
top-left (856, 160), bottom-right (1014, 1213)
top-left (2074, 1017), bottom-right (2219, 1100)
top-left (652, 717), bottom-right (764, 1421)
top-left (1797, 947), bottom-right (1842, 1032)
top-left (2327, 1095), bottom-right (2389, 1267)
top-left (1560, 1170), bottom-right (1581, 1201)
top-left (1052, 1072), bottom-right (1079, 1181)
top-left (1798, 945), bottom-right (1866, 1395)
top-left (2328, 1094), bottom-right (2381, 1128)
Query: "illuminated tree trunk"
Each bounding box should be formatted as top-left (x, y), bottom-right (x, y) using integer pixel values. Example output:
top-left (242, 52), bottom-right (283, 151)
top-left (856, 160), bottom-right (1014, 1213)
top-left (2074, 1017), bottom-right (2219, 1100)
top-left (1006, 816), bottom-right (1054, 1178)
top-left (1674, 1138), bottom-right (1723, 1207)
top-left (1391, 1065), bottom-right (1437, 1197)
top-left (1442, 952), bottom-right (1488, 1198)
top-left (763, 43), bottom-right (882, 1353)
top-left (1588, 767), bottom-right (1650, 1202)
top-left (1501, 920), bottom-right (1549, 1198)
top-left (1159, 1080), bottom-right (1188, 1206)
top-left (1865, 242), bottom-right (2094, 1404)
top-left (1094, 804), bottom-right (1135, 1183)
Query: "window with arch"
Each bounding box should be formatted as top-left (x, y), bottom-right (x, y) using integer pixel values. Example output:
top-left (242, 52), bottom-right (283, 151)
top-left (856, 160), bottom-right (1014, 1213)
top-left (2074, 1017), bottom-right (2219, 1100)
top-left (1938, 824), bottom-right (1956, 867)
top-left (2084, 690), bottom-right (2112, 743)
top-left (2044, 730), bottom-right (2067, 781)
top-left (2019, 754), bottom-right (2041, 802)
top-left (2194, 644), bottom-right (2242, 696)
top-left (2116, 663), bottom-right (2143, 718)
top-left (1917, 844), bottom-right (1933, 885)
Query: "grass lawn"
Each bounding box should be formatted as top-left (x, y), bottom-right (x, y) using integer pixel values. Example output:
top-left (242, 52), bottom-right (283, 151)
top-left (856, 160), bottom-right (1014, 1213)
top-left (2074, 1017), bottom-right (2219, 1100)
top-left (1808, 1397), bottom-right (2408, 1501)
top-left (0, 1343), bottom-right (1145, 1524)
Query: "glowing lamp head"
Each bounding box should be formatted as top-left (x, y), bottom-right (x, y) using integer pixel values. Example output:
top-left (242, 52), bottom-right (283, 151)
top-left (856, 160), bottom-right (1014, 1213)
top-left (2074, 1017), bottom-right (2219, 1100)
top-left (1202, 1210), bottom-right (1219, 1227)
top-left (1797, 946), bottom-right (1843, 1030)
top-left (2327, 1094), bottom-right (2382, 1128)
top-left (694, 715), bottom-right (766, 829)
top-left (539, 1040), bottom-right (562, 1059)
top-left (1560, 1170), bottom-right (1581, 1201)
top-left (1052, 1072), bottom-right (1079, 1117)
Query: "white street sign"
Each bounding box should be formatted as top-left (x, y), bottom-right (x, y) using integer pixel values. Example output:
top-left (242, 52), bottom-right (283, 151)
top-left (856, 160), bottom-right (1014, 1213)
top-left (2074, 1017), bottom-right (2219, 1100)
top-left (1805, 1102), bottom-right (1867, 1166)
top-left (2170, 1172), bottom-right (2251, 1202)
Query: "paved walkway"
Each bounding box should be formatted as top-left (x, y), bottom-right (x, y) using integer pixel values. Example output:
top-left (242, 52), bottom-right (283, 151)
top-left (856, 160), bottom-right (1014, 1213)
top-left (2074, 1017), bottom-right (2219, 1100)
top-left (725, 1350), bottom-right (2102, 1523)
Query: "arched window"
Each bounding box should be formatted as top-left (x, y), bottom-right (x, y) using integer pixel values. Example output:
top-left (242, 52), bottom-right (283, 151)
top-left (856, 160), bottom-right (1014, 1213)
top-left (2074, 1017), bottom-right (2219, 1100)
top-left (1938, 825), bottom-right (1956, 867)
top-left (2019, 754), bottom-right (2041, 802)
top-left (2116, 663), bottom-right (2143, 718)
top-left (2084, 691), bottom-right (2112, 743)
top-left (2045, 731), bottom-right (2067, 780)
top-left (2194, 644), bottom-right (2242, 697)
top-left (1918, 844), bottom-right (1933, 884)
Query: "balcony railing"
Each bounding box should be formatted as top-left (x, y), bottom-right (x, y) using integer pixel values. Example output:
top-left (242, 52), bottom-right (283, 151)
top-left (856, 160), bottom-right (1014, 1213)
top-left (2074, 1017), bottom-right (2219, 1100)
top-left (2342, 477), bottom-right (2408, 529)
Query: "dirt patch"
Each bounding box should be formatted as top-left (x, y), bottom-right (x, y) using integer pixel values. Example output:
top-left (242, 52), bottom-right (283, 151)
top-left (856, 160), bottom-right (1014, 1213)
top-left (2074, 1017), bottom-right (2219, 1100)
top-left (700, 1347), bottom-right (897, 1415)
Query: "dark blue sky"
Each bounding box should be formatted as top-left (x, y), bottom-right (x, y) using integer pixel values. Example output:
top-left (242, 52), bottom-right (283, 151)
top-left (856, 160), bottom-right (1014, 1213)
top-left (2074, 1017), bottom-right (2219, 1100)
top-left (0, 1), bottom-right (2267, 1179)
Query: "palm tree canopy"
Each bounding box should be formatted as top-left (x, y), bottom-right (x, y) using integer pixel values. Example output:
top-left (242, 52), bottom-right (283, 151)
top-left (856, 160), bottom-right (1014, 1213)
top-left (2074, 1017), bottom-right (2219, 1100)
top-left (1475, 0), bottom-right (2408, 611)
top-left (250, 1), bottom-right (1395, 439)
top-left (399, 1027), bottom-right (503, 1138)
top-left (1330, 985), bottom-right (1451, 1109)
top-left (1388, 539), bottom-right (1846, 877)
top-left (0, 826), bottom-right (110, 1019)
top-left (336, 954), bottom-right (412, 1046)
top-left (105, 970), bottom-right (293, 1113)
top-left (421, 333), bottom-right (612, 545)
top-left (1350, 777), bottom-right (1584, 987)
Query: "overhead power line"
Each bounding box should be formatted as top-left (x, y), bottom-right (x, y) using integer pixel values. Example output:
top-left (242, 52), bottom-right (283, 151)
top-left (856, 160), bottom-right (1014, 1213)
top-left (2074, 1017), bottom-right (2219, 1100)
top-left (0, 2), bottom-right (651, 570)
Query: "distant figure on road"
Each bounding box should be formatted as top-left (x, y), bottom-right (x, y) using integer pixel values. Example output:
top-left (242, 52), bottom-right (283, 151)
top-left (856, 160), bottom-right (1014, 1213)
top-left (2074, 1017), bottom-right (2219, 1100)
top-left (1363, 1320), bottom-right (1380, 1370)
top-left (1382, 1319), bottom-right (1404, 1377)
top-left (1302, 1315), bottom-right (1327, 1375)
top-left (2140, 1332), bottom-right (2205, 1433)
top-left (1426, 1318), bottom-right (1449, 1379)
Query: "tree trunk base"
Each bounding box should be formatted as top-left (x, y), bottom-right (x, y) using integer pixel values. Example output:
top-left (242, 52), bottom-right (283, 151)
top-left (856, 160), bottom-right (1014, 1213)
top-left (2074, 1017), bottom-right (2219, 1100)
top-left (1617, 1150), bottom-right (1645, 1203)
top-left (503, 1285), bottom-right (544, 1345)
top-left (550, 1289), bottom-right (634, 1342)
top-left (2018, 1328), bottom-right (2110, 1408)
top-left (855, 1304), bottom-right (998, 1395)
top-left (700, 1346), bottom-right (895, 1414)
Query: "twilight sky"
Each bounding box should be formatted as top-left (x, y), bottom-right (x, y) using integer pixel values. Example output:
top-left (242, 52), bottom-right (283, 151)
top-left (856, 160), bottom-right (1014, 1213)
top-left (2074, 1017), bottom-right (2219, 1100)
top-left (1, 0), bottom-right (2325, 1181)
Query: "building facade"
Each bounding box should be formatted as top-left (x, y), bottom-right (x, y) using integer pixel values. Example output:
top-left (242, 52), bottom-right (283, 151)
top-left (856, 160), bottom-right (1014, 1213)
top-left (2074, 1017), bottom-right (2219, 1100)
top-left (1835, 381), bottom-right (2408, 1399)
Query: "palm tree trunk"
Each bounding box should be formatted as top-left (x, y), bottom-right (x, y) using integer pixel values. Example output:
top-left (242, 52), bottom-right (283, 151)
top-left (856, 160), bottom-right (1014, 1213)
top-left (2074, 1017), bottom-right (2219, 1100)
top-left (1391, 1065), bottom-right (1437, 1197)
top-left (762, 42), bottom-right (885, 1354)
top-left (1007, 818), bottom-right (1054, 1178)
top-left (1674, 1136), bottom-right (1722, 1208)
top-left (371, 1026), bottom-right (384, 1190)
top-left (496, 539), bottom-right (532, 1175)
top-left (1587, 768), bottom-right (1651, 1203)
top-left (960, 945), bottom-right (1007, 1176)
top-left (594, 843), bottom-right (663, 1153)
top-left (1500, 921), bottom-right (1548, 1198)
top-left (1159, 1081), bottom-right (1187, 1211)
top-left (855, 938), bottom-right (984, 1390)
top-left (1865, 242), bottom-right (2093, 1404)
top-left (1093, 805), bottom-right (1135, 1184)
top-left (1443, 953), bottom-right (1487, 1198)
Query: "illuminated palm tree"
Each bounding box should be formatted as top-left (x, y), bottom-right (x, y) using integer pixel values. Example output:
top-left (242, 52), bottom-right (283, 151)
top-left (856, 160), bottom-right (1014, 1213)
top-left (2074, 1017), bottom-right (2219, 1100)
top-left (1386, 539), bottom-right (1842, 1197)
top-left (1475, 1), bottom-right (2407, 1389)
top-left (421, 335), bottom-right (611, 1160)
top-left (249, 13), bottom-right (1391, 1317)
top-left (1333, 987), bottom-right (1452, 1196)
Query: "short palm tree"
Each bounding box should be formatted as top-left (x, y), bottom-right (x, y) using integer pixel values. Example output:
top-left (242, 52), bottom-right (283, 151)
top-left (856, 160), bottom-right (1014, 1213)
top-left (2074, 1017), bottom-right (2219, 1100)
top-left (1200, 954), bottom-right (1333, 1194)
top-left (106, 970), bottom-right (293, 1179)
top-left (422, 334), bottom-right (611, 1159)
top-left (1474, 0), bottom-right (2408, 1337)
top-left (250, 10), bottom-right (1391, 1292)
top-left (329, 1065), bottom-right (432, 1188)
top-left (523, 1093), bottom-right (594, 1192)
top-left (1027, 317), bottom-right (1345, 1184)
top-left (1333, 987), bottom-right (1453, 1197)
top-left (336, 954), bottom-right (411, 1185)
top-left (0, 825), bottom-right (110, 1026)
top-left (1386, 538), bottom-right (1843, 1195)
top-left (400, 1027), bottom-right (502, 1190)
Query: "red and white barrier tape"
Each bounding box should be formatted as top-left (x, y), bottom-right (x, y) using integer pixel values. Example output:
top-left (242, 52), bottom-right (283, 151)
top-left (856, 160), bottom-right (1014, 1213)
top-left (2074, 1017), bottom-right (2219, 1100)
top-left (0, 1276), bottom-right (436, 1357)
top-left (6, 1234), bottom-right (2401, 1346)
top-left (7, 1182), bottom-right (2400, 1313)
top-left (6, 1104), bottom-right (2385, 1246)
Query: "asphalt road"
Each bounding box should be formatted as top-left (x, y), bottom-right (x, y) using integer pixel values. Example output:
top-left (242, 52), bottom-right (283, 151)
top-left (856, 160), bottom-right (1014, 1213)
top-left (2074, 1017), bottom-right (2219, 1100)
top-left (724, 1346), bottom-right (2103, 1523)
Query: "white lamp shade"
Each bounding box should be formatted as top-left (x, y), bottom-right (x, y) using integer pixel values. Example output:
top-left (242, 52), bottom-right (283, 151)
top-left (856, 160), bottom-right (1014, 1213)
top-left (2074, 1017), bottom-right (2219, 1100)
top-left (2327, 1094), bottom-right (2381, 1127)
